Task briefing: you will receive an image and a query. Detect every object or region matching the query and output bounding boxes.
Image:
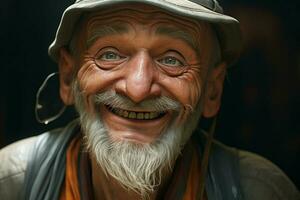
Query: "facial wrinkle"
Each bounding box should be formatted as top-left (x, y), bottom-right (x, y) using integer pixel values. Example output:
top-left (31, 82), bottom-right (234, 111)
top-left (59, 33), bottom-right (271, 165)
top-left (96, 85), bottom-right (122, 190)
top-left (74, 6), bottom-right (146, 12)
top-left (90, 3), bottom-right (204, 27)
top-left (88, 12), bottom-right (203, 33)
top-left (84, 7), bottom-right (208, 56)
top-left (86, 23), bottom-right (129, 49)
top-left (86, 5), bottom-right (204, 35)
top-left (155, 25), bottom-right (199, 52)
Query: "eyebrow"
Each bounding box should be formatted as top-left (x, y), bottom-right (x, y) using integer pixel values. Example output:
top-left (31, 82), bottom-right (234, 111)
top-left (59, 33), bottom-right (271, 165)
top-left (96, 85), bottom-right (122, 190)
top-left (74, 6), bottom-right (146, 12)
top-left (155, 26), bottom-right (199, 52)
top-left (86, 23), bottom-right (129, 48)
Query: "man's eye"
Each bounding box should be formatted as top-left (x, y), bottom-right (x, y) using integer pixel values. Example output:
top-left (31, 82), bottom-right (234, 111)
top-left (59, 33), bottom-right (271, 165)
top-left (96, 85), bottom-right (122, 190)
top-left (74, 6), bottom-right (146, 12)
top-left (158, 57), bottom-right (183, 67)
top-left (100, 52), bottom-right (121, 61)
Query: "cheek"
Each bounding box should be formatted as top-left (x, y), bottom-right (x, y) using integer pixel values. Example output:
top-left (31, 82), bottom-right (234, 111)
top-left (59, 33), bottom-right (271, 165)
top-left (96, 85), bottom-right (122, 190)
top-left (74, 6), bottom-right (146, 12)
top-left (77, 61), bottom-right (102, 93)
top-left (77, 61), bottom-right (116, 94)
top-left (160, 68), bottom-right (203, 109)
top-left (188, 68), bottom-right (204, 107)
top-left (76, 61), bottom-right (120, 110)
top-left (159, 70), bottom-right (203, 124)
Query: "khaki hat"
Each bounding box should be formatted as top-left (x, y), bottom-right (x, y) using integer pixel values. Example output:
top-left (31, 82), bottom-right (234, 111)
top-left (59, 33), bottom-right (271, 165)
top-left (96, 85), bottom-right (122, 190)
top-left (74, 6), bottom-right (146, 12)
top-left (48, 0), bottom-right (242, 66)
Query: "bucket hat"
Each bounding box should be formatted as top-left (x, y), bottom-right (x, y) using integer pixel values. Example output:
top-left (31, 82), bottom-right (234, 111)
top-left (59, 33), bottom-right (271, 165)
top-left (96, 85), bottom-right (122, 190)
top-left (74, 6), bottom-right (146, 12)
top-left (48, 0), bottom-right (242, 66)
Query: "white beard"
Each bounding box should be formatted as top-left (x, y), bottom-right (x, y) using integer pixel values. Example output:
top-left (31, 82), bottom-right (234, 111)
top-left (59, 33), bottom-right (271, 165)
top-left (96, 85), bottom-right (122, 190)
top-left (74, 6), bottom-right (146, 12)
top-left (72, 82), bottom-right (203, 197)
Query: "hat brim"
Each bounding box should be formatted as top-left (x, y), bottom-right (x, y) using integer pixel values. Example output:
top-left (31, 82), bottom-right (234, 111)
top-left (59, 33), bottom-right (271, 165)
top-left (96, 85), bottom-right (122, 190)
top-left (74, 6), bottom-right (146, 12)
top-left (48, 0), bottom-right (242, 66)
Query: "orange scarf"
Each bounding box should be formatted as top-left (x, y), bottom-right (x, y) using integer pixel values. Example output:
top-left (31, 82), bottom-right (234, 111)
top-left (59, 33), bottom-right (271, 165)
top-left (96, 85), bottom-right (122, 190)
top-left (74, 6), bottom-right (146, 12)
top-left (60, 135), bottom-right (81, 200)
top-left (60, 137), bottom-right (206, 200)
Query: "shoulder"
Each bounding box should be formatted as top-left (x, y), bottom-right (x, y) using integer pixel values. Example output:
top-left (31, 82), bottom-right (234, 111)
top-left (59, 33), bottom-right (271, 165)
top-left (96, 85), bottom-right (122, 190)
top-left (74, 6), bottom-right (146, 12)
top-left (237, 149), bottom-right (300, 200)
top-left (0, 121), bottom-right (79, 200)
top-left (0, 136), bottom-right (38, 200)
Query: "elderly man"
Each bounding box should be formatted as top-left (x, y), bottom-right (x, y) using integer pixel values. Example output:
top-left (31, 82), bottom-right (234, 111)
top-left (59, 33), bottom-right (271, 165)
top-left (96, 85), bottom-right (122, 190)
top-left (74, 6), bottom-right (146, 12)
top-left (0, 0), bottom-right (299, 200)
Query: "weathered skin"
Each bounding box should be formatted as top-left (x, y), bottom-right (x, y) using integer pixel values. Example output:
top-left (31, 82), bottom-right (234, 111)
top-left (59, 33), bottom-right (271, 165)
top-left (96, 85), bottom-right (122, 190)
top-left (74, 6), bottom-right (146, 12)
top-left (58, 3), bottom-right (226, 199)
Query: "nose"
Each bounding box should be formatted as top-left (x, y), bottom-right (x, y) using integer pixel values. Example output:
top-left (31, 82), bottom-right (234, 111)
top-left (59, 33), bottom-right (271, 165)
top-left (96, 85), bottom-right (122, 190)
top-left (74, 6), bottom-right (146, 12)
top-left (115, 50), bottom-right (161, 103)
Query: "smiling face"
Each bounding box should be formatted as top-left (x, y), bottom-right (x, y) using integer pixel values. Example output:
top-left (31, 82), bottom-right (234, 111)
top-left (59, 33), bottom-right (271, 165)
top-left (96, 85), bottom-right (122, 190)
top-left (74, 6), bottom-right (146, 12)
top-left (58, 3), bottom-right (226, 195)
top-left (59, 3), bottom-right (224, 144)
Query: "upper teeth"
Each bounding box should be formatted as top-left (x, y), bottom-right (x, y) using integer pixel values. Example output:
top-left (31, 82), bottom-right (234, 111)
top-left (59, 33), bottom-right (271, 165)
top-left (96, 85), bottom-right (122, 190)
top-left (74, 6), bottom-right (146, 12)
top-left (109, 107), bottom-right (164, 120)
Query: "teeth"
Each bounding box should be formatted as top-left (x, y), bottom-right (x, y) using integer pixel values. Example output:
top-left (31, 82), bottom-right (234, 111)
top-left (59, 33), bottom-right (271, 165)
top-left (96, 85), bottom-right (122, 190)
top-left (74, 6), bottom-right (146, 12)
top-left (116, 109), bottom-right (123, 116)
top-left (144, 113), bottom-right (150, 119)
top-left (150, 112), bottom-right (158, 119)
top-left (129, 112), bottom-right (136, 119)
top-left (108, 106), bottom-right (164, 120)
top-left (123, 111), bottom-right (129, 118)
top-left (137, 113), bottom-right (144, 119)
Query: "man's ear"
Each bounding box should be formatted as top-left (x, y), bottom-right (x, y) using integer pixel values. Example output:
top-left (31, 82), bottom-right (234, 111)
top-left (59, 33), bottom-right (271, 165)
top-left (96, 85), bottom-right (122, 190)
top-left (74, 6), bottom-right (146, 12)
top-left (203, 62), bottom-right (227, 118)
top-left (58, 47), bottom-right (75, 105)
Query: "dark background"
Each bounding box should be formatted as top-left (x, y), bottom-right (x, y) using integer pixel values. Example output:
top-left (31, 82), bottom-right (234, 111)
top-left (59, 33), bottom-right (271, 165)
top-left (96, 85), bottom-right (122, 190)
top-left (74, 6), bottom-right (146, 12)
top-left (0, 0), bottom-right (299, 189)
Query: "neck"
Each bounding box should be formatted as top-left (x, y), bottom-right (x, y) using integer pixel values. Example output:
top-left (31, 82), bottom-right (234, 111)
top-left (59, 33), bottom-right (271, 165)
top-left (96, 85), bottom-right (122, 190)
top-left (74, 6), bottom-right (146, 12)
top-left (91, 156), bottom-right (172, 200)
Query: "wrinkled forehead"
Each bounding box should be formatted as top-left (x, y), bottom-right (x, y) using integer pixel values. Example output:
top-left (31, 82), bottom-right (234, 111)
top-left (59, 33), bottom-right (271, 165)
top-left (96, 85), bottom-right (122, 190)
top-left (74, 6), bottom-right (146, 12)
top-left (78, 3), bottom-right (212, 41)
top-left (85, 3), bottom-right (203, 24)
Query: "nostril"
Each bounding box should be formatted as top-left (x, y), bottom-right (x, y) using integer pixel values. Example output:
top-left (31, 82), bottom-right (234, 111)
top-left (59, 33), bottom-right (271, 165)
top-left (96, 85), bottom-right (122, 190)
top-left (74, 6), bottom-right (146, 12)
top-left (150, 84), bottom-right (162, 97)
top-left (114, 79), bottom-right (127, 95)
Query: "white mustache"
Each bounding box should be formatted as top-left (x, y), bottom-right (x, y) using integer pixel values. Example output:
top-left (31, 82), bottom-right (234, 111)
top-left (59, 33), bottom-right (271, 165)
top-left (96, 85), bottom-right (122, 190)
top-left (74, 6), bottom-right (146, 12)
top-left (93, 90), bottom-right (181, 112)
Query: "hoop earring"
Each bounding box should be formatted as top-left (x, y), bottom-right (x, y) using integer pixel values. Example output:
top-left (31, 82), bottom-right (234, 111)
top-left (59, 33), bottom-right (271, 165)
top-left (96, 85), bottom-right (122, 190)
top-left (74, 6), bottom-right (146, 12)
top-left (35, 72), bottom-right (66, 124)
